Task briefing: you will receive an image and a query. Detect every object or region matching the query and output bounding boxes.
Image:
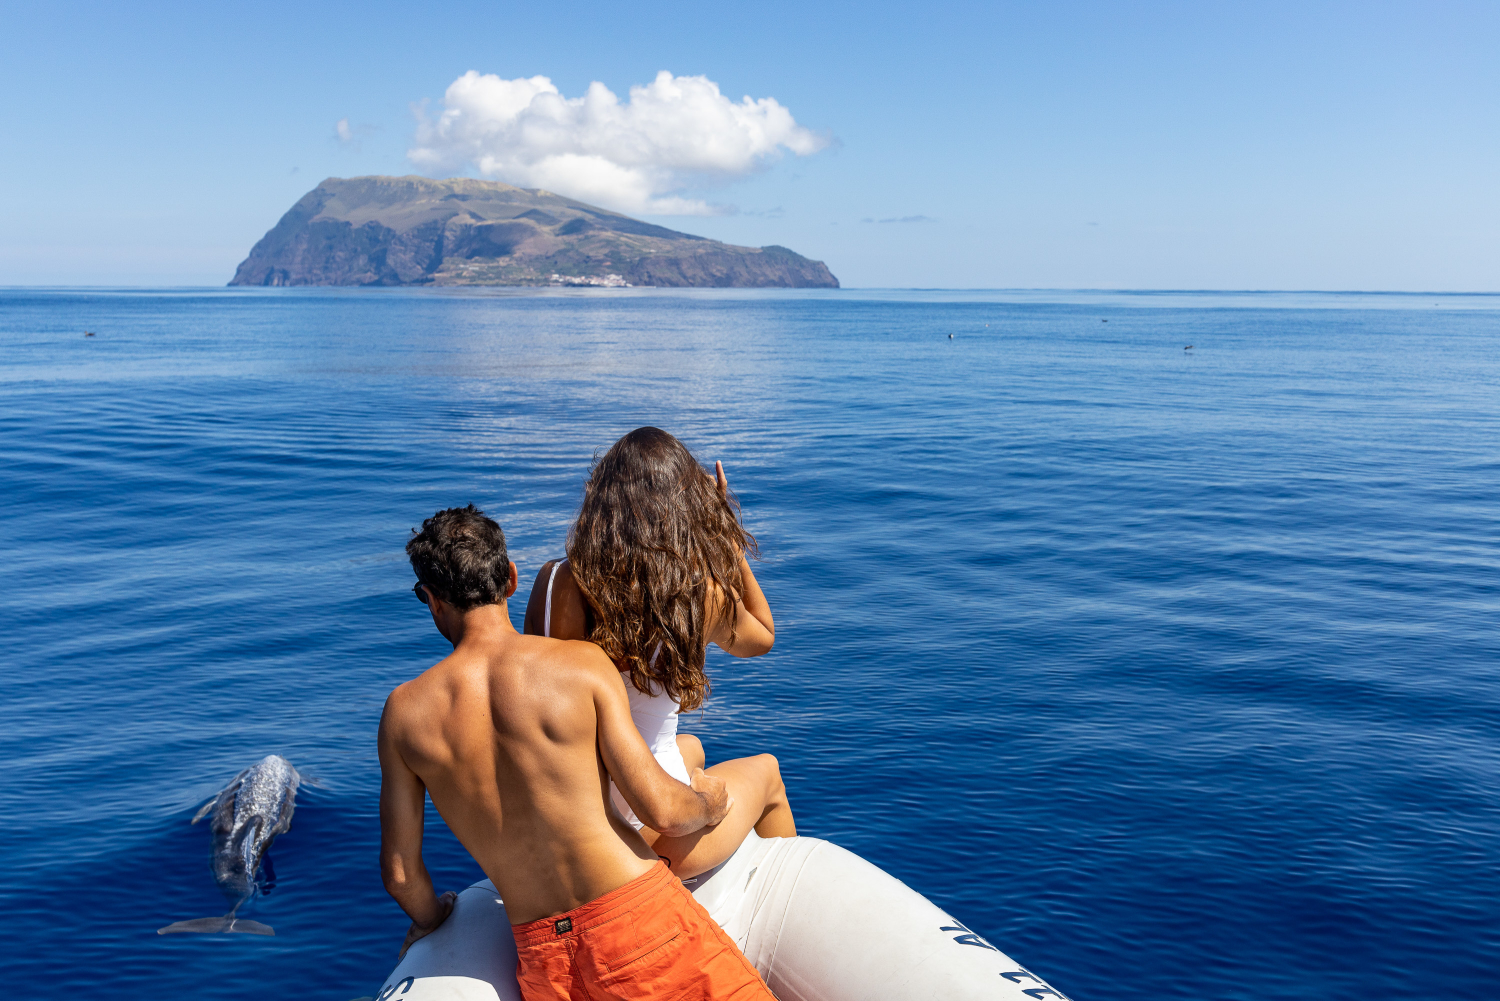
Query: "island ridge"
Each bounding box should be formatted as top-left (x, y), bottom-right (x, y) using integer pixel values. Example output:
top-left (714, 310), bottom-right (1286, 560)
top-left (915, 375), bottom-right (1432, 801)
top-left (229, 176), bottom-right (838, 289)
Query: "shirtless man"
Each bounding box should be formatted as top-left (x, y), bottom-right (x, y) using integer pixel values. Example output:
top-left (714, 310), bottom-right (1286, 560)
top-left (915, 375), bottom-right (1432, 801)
top-left (379, 504), bottom-right (776, 1001)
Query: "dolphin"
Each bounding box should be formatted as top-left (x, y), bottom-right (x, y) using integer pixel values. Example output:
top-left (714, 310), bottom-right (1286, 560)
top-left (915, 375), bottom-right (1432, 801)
top-left (158, 754), bottom-right (301, 936)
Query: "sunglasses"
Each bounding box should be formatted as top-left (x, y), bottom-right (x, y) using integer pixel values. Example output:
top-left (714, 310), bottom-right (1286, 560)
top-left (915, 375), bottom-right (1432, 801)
top-left (413, 581), bottom-right (429, 605)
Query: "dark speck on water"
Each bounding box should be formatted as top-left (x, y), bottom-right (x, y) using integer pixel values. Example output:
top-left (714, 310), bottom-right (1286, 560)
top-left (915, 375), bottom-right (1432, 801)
top-left (3, 287), bottom-right (1499, 1000)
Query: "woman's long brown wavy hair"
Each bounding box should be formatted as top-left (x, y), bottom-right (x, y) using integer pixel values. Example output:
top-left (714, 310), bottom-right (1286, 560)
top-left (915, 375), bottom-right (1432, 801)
top-left (567, 427), bottom-right (757, 712)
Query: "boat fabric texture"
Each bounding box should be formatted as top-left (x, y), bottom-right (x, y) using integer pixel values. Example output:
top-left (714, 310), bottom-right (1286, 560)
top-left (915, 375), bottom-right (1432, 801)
top-left (375, 833), bottom-right (1071, 1001)
top-left (542, 560), bottom-right (692, 833)
top-left (510, 860), bottom-right (774, 1001)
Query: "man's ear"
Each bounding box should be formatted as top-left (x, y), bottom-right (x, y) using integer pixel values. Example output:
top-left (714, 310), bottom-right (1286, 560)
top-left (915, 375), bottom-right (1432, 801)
top-left (505, 561), bottom-right (519, 599)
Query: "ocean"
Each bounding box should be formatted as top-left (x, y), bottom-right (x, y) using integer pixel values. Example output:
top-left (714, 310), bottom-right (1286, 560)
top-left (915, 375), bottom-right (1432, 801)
top-left (2, 287), bottom-right (1497, 1000)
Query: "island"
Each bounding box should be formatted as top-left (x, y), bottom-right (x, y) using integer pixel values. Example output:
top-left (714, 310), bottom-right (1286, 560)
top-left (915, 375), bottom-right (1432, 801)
top-left (228, 175), bottom-right (838, 288)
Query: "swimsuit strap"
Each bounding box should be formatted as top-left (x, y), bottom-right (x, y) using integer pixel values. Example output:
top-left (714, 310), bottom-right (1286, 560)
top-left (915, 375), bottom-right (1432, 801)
top-left (544, 559), bottom-right (565, 638)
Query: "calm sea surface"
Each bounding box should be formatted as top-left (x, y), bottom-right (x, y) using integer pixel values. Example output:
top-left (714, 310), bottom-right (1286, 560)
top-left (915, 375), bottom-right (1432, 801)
top-left (2, 288), bottom-right (1497, 1000)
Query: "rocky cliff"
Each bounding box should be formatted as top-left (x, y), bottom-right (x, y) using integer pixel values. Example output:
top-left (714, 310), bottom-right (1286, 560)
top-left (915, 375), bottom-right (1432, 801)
top-left (229, 176), bottom-right (838, 288)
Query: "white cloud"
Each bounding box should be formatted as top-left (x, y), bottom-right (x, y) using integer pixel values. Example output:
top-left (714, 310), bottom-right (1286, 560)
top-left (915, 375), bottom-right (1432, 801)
top-left (336, 118), bottom-right (354, 143)
top-left (409, 71), bottom-right (828, 215)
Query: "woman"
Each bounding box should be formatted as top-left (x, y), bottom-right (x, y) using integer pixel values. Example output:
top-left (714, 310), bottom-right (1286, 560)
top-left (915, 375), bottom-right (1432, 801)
top-left (523, 427), bottom-right (795, 878)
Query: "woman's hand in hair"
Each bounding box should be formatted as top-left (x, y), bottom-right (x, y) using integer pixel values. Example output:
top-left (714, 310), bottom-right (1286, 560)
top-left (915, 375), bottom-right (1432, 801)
top-left (715, 460), bottom-right (729, 498)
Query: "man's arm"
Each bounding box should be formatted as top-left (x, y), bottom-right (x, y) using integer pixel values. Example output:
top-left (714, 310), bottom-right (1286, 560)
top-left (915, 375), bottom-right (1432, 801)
top-left (588, 650), bottom-right (731, 836)
top-left (378, 694), bottom-right (454, 955)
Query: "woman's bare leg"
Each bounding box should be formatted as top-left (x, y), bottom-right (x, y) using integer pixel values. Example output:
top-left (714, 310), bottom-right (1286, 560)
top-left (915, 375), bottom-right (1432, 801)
top-left (649, 753), bottom-right (795, 879)
top-left (676, 733), bottom-right (706, 773)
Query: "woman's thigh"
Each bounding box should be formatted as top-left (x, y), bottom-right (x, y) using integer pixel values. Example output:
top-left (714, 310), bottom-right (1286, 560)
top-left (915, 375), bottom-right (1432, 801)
top-left (649, 755), bottom-right (780, 879)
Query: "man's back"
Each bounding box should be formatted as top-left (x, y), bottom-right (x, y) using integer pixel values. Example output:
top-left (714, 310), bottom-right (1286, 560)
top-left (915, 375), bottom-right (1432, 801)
top-left (384, 504), bottom-right (770, 1001)
top-left (381, 624), bottom-right (658, 923)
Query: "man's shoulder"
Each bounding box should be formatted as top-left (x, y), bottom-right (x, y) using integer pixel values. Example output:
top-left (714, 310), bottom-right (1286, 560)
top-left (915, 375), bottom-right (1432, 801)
top-left (385, 638), bottom-right (612, 717)
top-left (399, 636), bottom-right (612, 685)
top-left (524, 632), bottom-right (616, 679)
top-left (381, 656), bottom-right (452, 722)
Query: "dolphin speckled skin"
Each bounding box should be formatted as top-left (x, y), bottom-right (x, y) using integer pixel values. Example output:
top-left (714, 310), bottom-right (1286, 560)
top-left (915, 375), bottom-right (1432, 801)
top-left (158, 754), bottom-right (301, 936)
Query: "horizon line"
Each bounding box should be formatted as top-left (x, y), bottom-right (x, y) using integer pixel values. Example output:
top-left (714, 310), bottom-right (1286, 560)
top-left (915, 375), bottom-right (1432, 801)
top-left (3, 284), bottom-right (1500, 296)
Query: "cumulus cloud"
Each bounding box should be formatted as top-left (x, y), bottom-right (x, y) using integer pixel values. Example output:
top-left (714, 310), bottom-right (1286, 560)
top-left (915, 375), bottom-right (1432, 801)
top-left (409, 71), bottom-right (828, 215)
top-left (336, 118), bottom-right (354, 143)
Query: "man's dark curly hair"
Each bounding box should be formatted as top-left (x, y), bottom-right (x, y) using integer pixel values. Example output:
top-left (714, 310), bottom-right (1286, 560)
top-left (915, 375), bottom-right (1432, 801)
top-left (406, 504), bottom-right (510, 610)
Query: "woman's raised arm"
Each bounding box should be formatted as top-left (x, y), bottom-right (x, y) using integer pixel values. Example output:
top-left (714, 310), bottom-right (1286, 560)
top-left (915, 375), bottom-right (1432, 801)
top-left (708, 460), bottom-right (775, 658)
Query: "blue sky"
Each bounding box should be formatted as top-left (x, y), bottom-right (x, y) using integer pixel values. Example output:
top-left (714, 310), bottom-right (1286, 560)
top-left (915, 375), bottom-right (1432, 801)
top-left (2, 0), bottom-right (1496, 288)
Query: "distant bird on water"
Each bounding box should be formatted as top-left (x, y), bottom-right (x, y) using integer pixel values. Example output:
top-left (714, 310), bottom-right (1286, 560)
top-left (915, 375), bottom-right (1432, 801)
top-left (1185, 345), bottom-right (1194, 351)
top-left (84, 331), bottom-right (95, 337)
top-left (948, 333), bottom-right (953, 339)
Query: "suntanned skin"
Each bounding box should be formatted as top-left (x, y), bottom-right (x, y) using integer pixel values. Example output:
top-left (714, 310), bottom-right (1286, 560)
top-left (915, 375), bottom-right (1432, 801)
top-left (521, 461), bottom-right (795, 879)
top-left (379, 561), bottom-right (732, 956)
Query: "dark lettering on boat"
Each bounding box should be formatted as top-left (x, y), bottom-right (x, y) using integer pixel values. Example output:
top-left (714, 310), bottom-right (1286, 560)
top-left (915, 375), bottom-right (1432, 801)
top-left (376, 975), bottom-right (414, 1000)
top-left (939, 919), bottom-right (998, 951)
top-left (1003, 969), bottom-right (1071, 1000)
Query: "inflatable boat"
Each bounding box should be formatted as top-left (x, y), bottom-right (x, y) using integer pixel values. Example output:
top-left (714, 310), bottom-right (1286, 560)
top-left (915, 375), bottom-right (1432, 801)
top-left (374, 831), bottom-right (1071, 1000)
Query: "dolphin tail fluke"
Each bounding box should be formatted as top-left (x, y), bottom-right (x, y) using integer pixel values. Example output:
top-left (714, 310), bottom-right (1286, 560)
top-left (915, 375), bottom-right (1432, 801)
top-left (157, 916), bottom-right (274, 935)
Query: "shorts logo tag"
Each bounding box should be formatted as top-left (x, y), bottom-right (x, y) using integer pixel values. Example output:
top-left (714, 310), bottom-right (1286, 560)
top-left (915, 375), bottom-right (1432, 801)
top-left (554, 918), bottom-right (573, 934)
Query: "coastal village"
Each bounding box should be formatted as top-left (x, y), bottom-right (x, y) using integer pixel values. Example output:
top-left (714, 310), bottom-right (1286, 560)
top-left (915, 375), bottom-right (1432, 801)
top-left (549, 273), bottom-right (630, 287)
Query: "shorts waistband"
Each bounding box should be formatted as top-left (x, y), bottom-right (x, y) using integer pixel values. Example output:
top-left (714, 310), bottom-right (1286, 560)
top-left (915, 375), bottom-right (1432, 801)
top-left (511, 861), bottom-right (675, 948)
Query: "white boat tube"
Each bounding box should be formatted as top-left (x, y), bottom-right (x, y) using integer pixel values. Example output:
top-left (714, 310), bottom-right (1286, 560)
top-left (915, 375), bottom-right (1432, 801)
top-left (374, 832), bottom-right (1071, 1001)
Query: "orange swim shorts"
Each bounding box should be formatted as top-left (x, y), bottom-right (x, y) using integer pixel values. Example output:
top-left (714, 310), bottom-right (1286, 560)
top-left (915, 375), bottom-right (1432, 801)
top-left (511, 860), bottom-right (775, 1001)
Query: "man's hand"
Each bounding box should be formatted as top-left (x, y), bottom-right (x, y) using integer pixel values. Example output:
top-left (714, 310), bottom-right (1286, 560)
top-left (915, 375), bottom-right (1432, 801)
top-left (691, 767), bottom-right (733, 826)
top-left (397, 890), bottom-right (457, 959)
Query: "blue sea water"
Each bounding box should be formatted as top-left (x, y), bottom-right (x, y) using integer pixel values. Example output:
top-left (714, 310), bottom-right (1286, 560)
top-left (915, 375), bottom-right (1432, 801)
top-left (2, 287), bottom-right (1498, 1000)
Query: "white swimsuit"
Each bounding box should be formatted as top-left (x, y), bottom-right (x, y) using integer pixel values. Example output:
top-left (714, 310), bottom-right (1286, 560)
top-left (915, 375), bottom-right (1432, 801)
top-left (543, 560), bottom-right (691, 831)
